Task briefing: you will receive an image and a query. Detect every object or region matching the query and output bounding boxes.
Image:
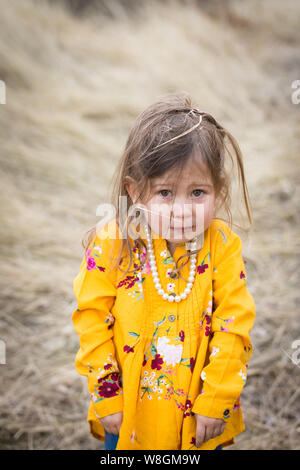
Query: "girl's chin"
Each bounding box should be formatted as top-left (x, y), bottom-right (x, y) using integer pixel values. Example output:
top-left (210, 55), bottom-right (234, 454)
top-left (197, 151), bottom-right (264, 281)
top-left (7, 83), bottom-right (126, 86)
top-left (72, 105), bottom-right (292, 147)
top-left (165, 230), bottom-right (200, 243)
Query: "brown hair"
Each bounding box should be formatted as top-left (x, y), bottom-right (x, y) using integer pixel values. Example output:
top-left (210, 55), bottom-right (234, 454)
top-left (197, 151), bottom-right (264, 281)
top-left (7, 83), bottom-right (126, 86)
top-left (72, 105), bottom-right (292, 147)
top-left (82, 90), bottom-right (253, 281)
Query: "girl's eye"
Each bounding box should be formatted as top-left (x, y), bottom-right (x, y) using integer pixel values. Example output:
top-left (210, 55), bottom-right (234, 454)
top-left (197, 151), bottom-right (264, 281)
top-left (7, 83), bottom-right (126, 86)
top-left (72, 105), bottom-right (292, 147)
top-left (192, 189), bottom-right (205, 197)
top-left (159, 190), bottom-right (171, 198)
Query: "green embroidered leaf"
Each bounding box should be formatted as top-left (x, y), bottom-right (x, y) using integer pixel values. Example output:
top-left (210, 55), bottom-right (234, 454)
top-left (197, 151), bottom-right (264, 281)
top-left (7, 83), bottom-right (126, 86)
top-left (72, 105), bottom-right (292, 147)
top-left (154, 316), bottom-right (166, 327)
top-left (157, 374), bottom-right (167, 386)
top-left (217, 228), bottom-right (227, 243)
top-left (129, 332), bottom-right (140, 337)
top-left (150, 342), bottom-right (157, 357)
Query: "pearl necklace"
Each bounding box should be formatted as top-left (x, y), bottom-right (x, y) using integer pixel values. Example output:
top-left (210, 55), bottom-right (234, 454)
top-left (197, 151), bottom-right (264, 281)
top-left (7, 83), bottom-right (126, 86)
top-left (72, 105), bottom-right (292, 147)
top-left (143, 223), bottom-right (197, 302)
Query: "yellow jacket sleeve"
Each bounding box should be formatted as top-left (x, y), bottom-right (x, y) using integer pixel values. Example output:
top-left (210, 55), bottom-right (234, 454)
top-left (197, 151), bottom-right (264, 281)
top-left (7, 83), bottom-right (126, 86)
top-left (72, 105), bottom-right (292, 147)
top-left (72, 233), bottom-right (123, 420)
top-left (192, 224), bottom-right (255, 421)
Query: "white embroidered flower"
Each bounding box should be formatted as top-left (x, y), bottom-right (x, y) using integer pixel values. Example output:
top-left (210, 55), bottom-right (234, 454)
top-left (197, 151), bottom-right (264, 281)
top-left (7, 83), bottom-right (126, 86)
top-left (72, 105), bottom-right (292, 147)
top-left (201, 371), bottom-right (206, 381)
top-left (238, 369), bottom-right (247, 382)
top-left (160, 250), bottom-right (168, 257)
top-left (167, 282), bottom-right (175, 292)
top-left (93, 245), bottom-right (102, 254)
top-left (210, 347), bottom-right (219, 357)
top-left (157, 336), bottom-right (183, 367)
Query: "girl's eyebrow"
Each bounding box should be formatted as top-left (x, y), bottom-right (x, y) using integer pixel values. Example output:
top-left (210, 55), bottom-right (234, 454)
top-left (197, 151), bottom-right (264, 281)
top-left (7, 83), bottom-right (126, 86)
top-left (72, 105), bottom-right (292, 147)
top-left (152, 182), bottom-right (213, 188)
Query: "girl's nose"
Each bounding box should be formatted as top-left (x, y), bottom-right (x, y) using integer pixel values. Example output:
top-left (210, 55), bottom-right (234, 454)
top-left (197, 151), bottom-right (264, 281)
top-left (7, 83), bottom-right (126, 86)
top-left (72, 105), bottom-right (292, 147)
top-left (170, 201), bottom-right (193, 225)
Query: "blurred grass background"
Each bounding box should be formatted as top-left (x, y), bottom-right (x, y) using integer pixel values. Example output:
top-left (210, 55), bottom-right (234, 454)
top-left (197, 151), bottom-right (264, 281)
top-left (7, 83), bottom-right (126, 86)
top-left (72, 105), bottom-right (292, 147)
top-left (0, 0), bottom-right (299, 450)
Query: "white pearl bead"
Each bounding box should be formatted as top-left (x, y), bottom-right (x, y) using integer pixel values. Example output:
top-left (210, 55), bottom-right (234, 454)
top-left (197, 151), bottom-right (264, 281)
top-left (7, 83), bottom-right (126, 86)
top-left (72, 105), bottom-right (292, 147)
top-left (143, 223), bottom-right (197, 303)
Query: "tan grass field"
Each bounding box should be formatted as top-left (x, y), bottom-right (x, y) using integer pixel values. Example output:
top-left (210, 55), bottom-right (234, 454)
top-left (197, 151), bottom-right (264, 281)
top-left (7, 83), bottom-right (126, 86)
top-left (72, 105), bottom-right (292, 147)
top-left (0, 0), bottom-right (299, 450)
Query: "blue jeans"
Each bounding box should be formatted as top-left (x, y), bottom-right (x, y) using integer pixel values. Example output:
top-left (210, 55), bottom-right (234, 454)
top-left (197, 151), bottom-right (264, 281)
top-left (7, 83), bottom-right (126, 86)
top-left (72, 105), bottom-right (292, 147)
top-left (104, 432), bottom-right (222, 450)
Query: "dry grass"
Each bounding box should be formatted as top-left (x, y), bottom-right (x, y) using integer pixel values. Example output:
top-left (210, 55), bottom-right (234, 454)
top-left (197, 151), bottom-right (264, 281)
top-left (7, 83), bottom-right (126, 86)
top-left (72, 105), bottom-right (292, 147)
top-left (0, 0), bottom-right (299, 450)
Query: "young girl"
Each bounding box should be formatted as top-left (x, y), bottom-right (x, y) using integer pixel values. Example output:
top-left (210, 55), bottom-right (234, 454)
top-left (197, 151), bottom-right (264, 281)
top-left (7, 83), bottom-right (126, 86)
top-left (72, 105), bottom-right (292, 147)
top-left (72, 91), bottom-right (256, 450)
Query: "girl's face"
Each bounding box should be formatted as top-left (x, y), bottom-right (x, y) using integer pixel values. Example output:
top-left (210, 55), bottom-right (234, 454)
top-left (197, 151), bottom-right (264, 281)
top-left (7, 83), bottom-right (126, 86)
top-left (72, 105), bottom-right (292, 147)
top-left (127, 159), bottom-right (217, 244)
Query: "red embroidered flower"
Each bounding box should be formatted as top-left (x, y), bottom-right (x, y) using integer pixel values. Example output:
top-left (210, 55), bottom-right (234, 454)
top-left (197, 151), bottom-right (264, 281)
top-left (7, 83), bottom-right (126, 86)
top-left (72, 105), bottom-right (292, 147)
top-left (240, 270), bottom-right (246, 279)
top-left (205, 325), bottom-right (210, 336)
top-left (104, 363), bottom-right (112, 370)
top-left (98, 266), bottom-right (105, 272)
top-left (86, 256), bottom-right (96, 270)
top-left (151, 354), bottom-right (164, 371)
top-left (190, 437), bottom-right (196, 445)
top-left (185, 399), bottom-right (192, 409)
top-left (124, 345), bottom-right (134, 353)
top-left (110, 373), bottom-right (119, 382)
top-left (197, 264), bottom-right (208, 274)
top-left (179, 330), bottom-right (185, 342)
top-left (98, 381), bottom-right (119, 398)
top-left (142, 354), bottom-right (147, 366)
top-left (117, 275), bottom-right (139, 289)
top-left (190, 357), bottom-right (195, 372)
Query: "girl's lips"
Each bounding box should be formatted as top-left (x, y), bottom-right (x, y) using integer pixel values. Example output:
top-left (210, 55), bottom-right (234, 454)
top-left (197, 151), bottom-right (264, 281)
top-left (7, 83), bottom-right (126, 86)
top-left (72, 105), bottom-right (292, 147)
top-left (170, 226), bottom-right (195, 230)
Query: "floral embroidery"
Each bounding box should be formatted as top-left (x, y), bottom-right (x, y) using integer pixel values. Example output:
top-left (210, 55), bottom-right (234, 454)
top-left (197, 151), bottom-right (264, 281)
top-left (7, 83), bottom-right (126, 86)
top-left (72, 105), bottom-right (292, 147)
top-left (98, 377), bottom-right (120, 398)
top-left (189, 437), bottom-right (197, 449)
top-left (105, 312), bottom-right (115, 329)
top-left (138, 316), bottom-right (191, 414)
top-left (233, 396), bottom-right (241, 411)
top-left (117, 241), bottom-right (147, 300)
top-left (86, 244), bottom-right (106, 272)
top-left (200, 370), bottom-right (206, 381)
top-left (197, 252), bottom-right (210, 274)
top-left (124, 345), bottom-right (134, 353)
top-left (167, 282), bottom-right (176, 293)
top-left (183, 399), bottom-right (194, 418)
top-left (88, 354), bottom-right (122, 403)
top-left (240, 270), bottom-right (246, 280)
top-left (151, 354), bottom-right (164, 371)
top-left (210, 346), bottom-right (220, 357)
top-left (238, 367), bottom-right (247, 383)
top-left (178, 330), bottom-right (185, 342)
top-left (179, 356), bottom-right (195, 372)
top-left (157, 336), bottom-right (183, 367)
top-left (216, 315), bottom-right (235, 332)
top-left (217, 228), bottom-right (227, 243)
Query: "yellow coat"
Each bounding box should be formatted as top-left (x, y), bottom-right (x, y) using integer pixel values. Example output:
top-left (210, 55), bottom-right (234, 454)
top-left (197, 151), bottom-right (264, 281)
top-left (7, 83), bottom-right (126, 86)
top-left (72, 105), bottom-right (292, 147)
top-left (72, 218), bottom-right (255, 450)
